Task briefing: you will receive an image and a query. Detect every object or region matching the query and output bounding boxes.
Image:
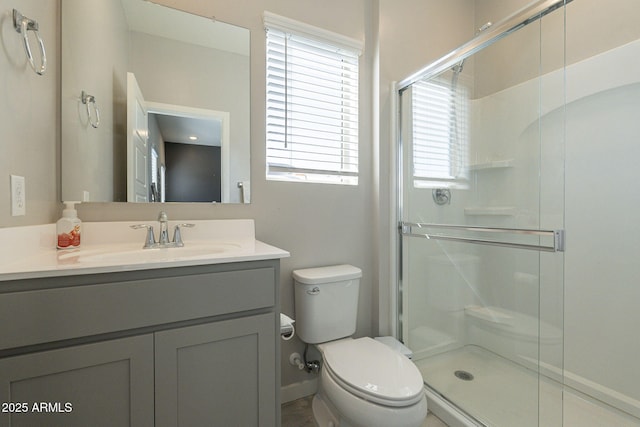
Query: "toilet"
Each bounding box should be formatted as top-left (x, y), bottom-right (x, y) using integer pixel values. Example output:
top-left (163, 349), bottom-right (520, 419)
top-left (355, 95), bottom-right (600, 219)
top-left (294, 265), bottom-right (427, 427)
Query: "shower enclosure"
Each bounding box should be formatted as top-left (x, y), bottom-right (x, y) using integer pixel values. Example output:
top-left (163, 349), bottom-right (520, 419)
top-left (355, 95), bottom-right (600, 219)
top-left (395, 1), bottom-right (640, 426)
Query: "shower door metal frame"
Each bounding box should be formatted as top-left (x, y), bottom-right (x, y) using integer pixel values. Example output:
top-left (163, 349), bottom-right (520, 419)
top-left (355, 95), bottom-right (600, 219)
top-left (394, 0), bottom-right (571, 340)
top-left (397, 0), bottom-right (572, 92)
top-left (394, 0), bottom-right (570, 424)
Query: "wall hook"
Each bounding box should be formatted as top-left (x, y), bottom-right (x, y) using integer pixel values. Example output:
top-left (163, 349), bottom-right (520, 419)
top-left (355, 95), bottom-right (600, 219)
top-left (81, 91), bottom-right (100, 129)
top-left (13, 9), bottom-right (47, 76)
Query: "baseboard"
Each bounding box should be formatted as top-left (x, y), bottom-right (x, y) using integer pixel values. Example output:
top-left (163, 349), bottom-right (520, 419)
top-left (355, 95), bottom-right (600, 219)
top-left (281, 378), bottom-right (318, 404)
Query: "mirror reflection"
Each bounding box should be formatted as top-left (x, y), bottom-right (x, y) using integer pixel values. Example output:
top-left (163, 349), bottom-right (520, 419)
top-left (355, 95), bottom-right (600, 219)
top-left (61, 0), bottom-right (250, 203)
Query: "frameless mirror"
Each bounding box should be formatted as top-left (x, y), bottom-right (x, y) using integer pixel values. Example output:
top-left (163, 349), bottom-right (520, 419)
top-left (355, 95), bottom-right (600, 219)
top-left (61, 0), bottom-right (250, 203)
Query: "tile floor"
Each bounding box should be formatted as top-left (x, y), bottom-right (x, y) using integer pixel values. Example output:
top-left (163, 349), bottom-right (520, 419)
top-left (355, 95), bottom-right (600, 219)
top-left (281, 395), bottom-right (448, 427)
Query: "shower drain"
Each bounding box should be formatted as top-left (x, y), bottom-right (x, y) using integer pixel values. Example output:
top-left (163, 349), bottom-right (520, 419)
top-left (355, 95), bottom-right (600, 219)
top-left (454, 370), bottom-right (474, 381)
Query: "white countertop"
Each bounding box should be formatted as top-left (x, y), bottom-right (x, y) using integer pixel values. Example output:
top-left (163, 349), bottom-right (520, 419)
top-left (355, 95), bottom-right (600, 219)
top-left (0, 220), bottom-right (289, 281)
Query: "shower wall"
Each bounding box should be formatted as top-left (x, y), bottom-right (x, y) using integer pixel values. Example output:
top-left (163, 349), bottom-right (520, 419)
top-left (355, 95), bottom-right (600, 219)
top-left (563, 0), bottom-right (640, 417)
top-left (564, 55), bottom-right (640, 417)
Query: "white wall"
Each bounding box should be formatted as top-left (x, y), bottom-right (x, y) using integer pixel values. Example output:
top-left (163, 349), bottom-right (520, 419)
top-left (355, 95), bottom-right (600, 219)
top-left (564, 62), bottom-right (640, 416)
top-left (563, 0), bottom-right (640, 416)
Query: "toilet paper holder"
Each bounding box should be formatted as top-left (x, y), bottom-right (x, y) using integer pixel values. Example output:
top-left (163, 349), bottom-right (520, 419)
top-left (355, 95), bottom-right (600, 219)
top-left (280, 313), bottom-right (295, 340)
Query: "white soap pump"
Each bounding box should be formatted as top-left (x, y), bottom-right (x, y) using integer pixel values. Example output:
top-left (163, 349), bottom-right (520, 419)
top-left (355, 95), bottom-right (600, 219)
top-left (56, 201), bottom-right (82, 249)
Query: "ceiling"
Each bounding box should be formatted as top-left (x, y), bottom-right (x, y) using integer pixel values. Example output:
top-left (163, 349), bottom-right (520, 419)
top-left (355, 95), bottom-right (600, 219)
top-left (152, 113), bottom-right (222, 147)
top-left (120, 0), bottom-right (250, 56)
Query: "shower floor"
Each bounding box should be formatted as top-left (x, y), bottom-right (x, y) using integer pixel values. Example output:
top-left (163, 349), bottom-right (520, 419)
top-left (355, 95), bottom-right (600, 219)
top-left (413, 346), bottom-right (639, 427)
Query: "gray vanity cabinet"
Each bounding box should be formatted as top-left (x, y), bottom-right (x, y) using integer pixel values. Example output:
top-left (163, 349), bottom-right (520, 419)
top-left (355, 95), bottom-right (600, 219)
top-left (155, 313), bottom-right (276, 427)
top-left (0, 334), bottom-right (155, 427)
top-left (0, 259), bottom-right (281, 427)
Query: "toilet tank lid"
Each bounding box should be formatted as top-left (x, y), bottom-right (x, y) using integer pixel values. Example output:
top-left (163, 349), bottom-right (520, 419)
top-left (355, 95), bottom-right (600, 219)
top-left (293, 264), bottom-right (362, 285)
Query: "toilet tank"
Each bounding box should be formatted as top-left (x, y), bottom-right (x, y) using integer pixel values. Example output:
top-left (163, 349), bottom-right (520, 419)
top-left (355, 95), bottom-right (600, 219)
top-left (293, 265), bottom-right (362, 344)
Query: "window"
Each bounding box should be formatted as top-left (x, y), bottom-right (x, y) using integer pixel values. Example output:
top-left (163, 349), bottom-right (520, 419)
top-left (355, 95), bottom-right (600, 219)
top-left (412, 75), bottom-right (469, 189)
top-left (265, 13), bottom-right (361, 185)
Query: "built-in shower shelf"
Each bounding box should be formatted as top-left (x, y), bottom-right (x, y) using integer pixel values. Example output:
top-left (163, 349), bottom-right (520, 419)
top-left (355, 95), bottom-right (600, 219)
top-left (464, 206), bottom-right (516, 216)
top-left (469, 159), bottom-right (514, 171)
top-left (464, 305), bottom-right (514, 324)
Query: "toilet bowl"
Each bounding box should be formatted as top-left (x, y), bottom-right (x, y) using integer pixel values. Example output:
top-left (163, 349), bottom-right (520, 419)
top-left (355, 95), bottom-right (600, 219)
top-left (314, 337), bottom-right (427, 427)
top-left (293, 265), bottom-right (427, 427)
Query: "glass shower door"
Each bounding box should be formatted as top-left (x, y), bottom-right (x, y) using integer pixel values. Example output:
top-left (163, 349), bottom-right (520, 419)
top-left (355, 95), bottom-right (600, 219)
top-left (397, 4), bottom-right (566, 426)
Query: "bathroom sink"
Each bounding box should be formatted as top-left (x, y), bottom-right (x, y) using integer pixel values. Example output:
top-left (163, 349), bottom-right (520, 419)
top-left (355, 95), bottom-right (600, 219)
top-left (57, 242), bottom-right (244, 265)
top-left (0, 219), bottom-right (289, 281)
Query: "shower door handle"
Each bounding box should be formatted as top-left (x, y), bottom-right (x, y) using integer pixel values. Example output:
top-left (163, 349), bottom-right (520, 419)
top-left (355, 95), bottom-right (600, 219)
top-left (401, 222), bottom-right (565, 253)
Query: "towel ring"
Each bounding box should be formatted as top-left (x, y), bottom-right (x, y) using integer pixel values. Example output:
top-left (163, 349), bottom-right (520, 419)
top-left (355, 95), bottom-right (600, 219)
top-left (13, 9), bottom-right (47, 76)
top-left (81, 91), bottom-right (100, 129)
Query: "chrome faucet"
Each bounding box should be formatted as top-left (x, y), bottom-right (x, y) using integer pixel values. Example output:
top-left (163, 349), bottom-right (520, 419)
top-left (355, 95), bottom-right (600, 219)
top-left (158, 211), bottom-right (170, 245)
top-left (130, 211), bottom-right (195, 249)
top-left (130, 224), bottom-right (157, 249)
top-left (172, 222), bottom-right (195, 247)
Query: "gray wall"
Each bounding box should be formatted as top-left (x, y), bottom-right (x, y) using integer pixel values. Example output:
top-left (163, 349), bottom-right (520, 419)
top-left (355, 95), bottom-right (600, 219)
top-left (61, 0), bottom-right (129, 202)
top-left (0, 0), bottom-right (59, 225)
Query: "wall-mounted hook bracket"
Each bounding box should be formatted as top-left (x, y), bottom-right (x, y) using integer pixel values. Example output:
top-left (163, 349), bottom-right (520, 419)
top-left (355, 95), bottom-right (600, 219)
top-left (13, 9), bottom-right (47, 76)
top-left (81, 91), bottom-right (100, 128)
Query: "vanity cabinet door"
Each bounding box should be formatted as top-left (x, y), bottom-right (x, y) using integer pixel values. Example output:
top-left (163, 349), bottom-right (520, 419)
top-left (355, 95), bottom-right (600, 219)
top-left (0, 335), bottom-right (154, 427)
top-left (155, 312), bottom-right (277, 427)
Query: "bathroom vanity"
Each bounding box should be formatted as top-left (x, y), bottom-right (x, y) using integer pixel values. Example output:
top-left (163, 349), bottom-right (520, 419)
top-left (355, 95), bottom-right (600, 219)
top-left (0, 220), bottom-right (288, 427)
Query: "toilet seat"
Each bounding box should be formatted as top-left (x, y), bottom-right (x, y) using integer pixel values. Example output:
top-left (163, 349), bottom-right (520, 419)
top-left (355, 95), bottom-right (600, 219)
top-left (321, 337), bottom-right (424, 407)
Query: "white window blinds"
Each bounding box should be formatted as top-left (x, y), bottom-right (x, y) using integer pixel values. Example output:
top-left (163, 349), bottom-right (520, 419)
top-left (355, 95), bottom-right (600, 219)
top-left (265, 16), bottom-right (360, 185)
top-left (412, 76), bottom-right (469, 189)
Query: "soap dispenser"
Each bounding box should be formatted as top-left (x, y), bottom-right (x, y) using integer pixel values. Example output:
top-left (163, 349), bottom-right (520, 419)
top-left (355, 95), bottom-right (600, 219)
top-left (57, 201), bottom-right (82, 249)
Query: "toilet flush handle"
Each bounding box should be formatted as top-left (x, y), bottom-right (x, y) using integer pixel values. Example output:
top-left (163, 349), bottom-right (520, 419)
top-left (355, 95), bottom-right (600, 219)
top-left (307, 287), bottom-right (320, 295)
